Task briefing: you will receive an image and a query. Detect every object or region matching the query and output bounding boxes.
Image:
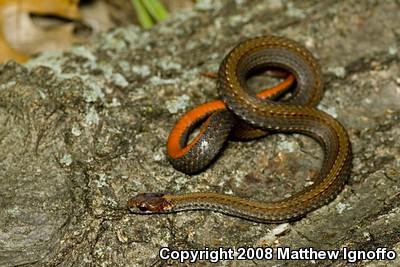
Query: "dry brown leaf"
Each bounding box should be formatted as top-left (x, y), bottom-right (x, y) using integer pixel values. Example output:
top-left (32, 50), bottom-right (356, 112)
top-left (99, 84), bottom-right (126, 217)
top-left (0, 28), bottom-right (28, 63)
top-left (80, 0), bottom-right (113, 32)
top-left (0, 0), bottom-right (81, 63)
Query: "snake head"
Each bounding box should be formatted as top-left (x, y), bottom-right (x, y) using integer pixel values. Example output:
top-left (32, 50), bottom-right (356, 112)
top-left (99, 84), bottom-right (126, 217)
top-left (127, 193), bottom-right (172, 213)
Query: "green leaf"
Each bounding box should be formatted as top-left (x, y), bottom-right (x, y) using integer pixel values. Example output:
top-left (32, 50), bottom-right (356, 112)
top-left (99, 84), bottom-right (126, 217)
top-left (131, 0), bottom-right (154, 29)
top-left (141, 0), bottom-right (169, 22)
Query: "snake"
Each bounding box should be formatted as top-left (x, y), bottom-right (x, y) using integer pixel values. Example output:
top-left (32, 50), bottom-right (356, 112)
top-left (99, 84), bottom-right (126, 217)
top-left (127, 36), bottom-right (352, 223)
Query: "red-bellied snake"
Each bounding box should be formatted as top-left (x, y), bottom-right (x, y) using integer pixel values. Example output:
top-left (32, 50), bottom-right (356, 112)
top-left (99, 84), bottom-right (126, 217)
top-left (128, 36), bottom-right (352, 223)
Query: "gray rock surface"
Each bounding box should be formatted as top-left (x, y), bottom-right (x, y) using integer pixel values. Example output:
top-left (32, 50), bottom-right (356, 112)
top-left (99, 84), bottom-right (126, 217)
top-left (0, 0), bottom-right (399, 266)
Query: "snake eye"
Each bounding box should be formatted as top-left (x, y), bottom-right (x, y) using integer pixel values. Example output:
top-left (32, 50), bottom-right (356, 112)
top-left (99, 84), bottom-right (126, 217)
top-left (138, 204), bottom-right (149, 212)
